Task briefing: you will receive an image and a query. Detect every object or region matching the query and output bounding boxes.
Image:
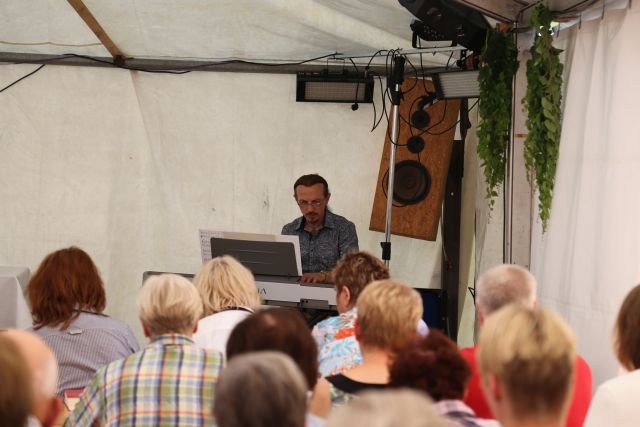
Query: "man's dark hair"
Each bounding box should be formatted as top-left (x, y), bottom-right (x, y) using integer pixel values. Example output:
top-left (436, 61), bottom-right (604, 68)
top-left (293, 174), bottom-right (329, 197)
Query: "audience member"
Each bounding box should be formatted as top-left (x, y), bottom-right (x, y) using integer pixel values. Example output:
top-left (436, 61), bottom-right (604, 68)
top-left (584, 283), bottom-right (640, 427)
top-left (65, 274), bottom-right (223, 426)
top-left (4, 329), bottom-right (63, 427)
top-left (214, 352), bottom-right (308, 427)
top-left (192, 255), bottom-right (261, 356)
top-left (309, 279), bottom-right (423, 416)
top-left (326, 389), bottom-right (453, 427)
top-left (226, 307), bottom-right (318, 390)
top-left (0, 333), bottom-right (33, 427)
top-left (390, 329), bottom-right (499, 427)
top-left (312, 251), bottom-right (390, 377)
top-left (226, 307), bottom-right (323, 427)
top-left (478, 305), bottom-right (576, 427)
top-left (26, 246), bottom-right (139, 394)
top-left (462, 264), bottom-right (592, 427)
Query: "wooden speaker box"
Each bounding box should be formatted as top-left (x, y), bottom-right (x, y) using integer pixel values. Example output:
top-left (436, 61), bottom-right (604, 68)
top-left (369, 79), bottom-right (460, 241)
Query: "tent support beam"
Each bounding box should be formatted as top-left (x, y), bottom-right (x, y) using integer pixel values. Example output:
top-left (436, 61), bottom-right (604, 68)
top-left (67, 0), bottom-right (125, 61)
top-left (0, 52), bottom-right (398, 75)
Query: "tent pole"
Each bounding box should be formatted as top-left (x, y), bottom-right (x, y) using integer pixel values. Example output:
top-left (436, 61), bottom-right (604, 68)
top-left (382, 55), bottom-right (405, 269)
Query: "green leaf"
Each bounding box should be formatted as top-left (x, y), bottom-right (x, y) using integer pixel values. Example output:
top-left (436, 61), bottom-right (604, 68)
top-left (523, 3), bottom-right (564, 232)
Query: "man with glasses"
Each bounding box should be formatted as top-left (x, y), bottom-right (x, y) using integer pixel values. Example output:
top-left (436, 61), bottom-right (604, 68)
top-left (282, 174), bottom-right (358, 283)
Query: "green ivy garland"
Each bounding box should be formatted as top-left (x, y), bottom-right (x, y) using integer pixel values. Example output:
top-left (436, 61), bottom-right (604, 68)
top-left (477, 29), bottom-right (519, 209)
top-left (523, 4), bottom-right (563, 231)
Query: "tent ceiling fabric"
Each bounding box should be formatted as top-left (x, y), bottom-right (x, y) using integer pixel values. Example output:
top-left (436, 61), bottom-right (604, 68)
top-left (0, 0), bottom-right (451, 68)
top-left (0, 0), bottom-right (108, 56)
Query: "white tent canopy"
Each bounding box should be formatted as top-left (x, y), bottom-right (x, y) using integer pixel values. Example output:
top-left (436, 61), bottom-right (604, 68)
top-left (0, 0), bottom-right (451, 66)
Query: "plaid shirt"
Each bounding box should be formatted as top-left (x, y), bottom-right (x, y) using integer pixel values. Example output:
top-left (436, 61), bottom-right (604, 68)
top-left (65, 334), bottom-right (223, 427)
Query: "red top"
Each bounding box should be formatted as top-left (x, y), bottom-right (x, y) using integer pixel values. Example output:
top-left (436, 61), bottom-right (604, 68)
top-left (460, 345), bottom-right (593, 427)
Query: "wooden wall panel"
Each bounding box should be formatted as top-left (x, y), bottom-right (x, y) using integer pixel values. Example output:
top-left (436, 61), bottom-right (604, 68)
top-left (369, 79), bottom-right (460, 241)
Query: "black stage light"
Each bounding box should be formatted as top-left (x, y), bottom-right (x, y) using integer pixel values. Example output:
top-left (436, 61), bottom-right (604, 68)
top-left (296, 70), bottom-right (374, 104)
top-left (399, 0), bottom-right (489, 52)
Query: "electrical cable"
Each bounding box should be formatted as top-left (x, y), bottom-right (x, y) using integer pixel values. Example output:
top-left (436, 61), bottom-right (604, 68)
top-left (0, 64), bottom-right (46, 94)
top-left (426, 99), bottom-right (478, 136)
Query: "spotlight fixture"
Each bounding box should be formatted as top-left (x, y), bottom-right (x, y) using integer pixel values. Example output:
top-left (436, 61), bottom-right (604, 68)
top-left (399, 0), bottom-right (489, 52)
top-left (432, 70), bottom-right (480, 99)
top-left (296, 70), bottom-right (374, 104)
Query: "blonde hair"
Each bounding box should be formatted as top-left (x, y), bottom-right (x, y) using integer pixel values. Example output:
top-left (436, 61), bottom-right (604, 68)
top-left (476, 264), bottom-right (537, 316)
top-left (137, 274), bottom-right (203, 336)
top-left (478, 304), bottom-right (576, 422)
top-left (195, 256), bottom-right (261, 316)
top-left (356, 279), bottom-right (423, 352)
top-left (327, 389), bottom-right (451, 427)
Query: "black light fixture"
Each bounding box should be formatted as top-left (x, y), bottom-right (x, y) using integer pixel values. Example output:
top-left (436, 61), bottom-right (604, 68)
top-left (399, 0), bottom-right (489, 52)
top-left (296, 70), bottom-right (374, 104)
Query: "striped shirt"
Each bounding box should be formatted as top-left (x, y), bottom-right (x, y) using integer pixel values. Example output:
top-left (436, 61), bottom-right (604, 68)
top-left (30, 311), bottom-right (139, 395)
top-left (65, 334), bottom-right (224, 427)
top-left (282, 210), bottom-right (358, 273)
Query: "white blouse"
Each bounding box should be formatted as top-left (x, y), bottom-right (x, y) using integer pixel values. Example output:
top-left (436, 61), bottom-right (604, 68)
top-left (584, 368), bottom-right (640, 427)
top-left (192, 309), bottom-right (253, 357)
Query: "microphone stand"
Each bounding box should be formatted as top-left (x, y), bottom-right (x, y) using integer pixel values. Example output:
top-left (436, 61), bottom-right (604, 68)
top-left (381, 54), bottom-right (405, 268)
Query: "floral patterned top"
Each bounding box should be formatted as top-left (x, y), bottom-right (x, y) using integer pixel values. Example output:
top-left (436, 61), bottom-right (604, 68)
top-left (312, 308), bottom-right (361, 377)
top-left (312, 307), bottom-right (429, 378)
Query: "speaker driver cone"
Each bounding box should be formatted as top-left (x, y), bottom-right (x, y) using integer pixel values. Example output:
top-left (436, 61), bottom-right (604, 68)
top-left (383, 160), bottom-right (431, 205)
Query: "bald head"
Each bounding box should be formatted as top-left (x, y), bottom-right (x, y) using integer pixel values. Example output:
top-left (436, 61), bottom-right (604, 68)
top-left (476, 264), bottom-right (537, 320)
top-left (3, 330), bottom-right (61, 426)
top-left (4, 330), bottom-right (58, 398)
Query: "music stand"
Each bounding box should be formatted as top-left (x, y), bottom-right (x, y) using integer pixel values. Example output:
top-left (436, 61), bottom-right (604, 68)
top-left (211, 237), bottom-right (299, 278)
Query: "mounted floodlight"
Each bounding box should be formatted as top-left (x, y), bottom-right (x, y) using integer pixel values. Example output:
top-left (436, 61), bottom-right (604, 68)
top-left (296, 71), bottom-right (374, 104)
top-left (432, 70), bottom-right (480, 99)
top-left (399, 0), bottom-right (489, 52)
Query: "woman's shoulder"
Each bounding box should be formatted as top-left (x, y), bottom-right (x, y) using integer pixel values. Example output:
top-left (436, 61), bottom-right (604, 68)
top-left (598, 369), bottom-right (640, 395)
top-left (198, 310), bottom-right (252, 331)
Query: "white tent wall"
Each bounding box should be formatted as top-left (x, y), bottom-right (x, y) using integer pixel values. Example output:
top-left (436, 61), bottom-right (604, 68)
top-left (0, 64), bottom-right (447, 342)
top-left (531, 6), bottom-right (640, 387)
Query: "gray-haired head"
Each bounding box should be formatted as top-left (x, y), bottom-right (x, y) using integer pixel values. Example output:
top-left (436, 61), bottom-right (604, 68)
top-left (476, 264), bottom-right (537, 320)
top-left (326, 389), bottom-right (453, 427)
top-left (214, 351), bottom-right (307, 427)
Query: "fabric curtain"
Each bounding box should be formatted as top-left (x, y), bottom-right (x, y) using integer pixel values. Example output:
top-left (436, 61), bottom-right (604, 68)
top-left (530, 6), bottom-right (640, 387)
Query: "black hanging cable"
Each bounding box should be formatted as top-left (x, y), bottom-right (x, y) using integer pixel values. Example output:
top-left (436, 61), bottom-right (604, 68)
top-left (426, 99), bottom-right (478, 136)
top-left (347, 57), bottom-right (361, 111)
top-left (0, 64), bottom-right (46, 94)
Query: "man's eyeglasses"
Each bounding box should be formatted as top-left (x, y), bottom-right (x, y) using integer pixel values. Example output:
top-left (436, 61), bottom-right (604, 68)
top-left (297, 199), bottom-right (323, 207)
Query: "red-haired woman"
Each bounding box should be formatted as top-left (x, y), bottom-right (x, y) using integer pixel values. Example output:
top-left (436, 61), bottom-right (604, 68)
top-left (390, 329), bottom-right (499, 427)
top-left (27, 247), bottom-right (139, 395)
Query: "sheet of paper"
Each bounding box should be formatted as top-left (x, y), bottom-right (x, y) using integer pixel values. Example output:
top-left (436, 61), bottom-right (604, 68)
top-left (199, 229), bottom-right (224, 263)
